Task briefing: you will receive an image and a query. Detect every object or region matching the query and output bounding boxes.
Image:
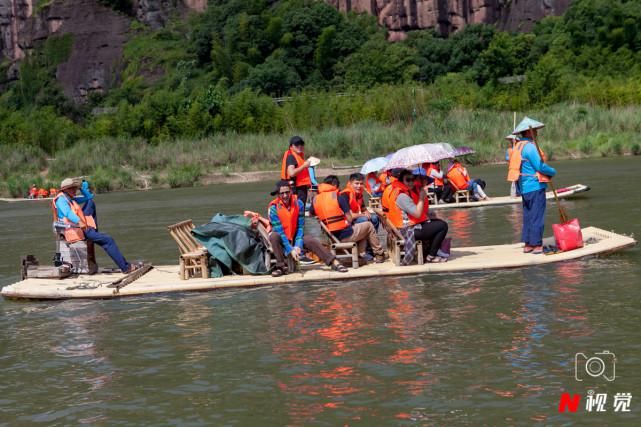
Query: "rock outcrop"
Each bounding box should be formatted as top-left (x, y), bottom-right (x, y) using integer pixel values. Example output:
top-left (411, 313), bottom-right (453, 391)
top-left (328, 0), bottom-right (571, 36)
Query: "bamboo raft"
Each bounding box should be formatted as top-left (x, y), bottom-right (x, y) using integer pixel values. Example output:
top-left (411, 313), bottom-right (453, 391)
top-left (1, 226), bottom-right (634, 301)
top-left (0, 197), bottom-right (55, 203)
top-left (430, 183), bottom-right (589, 210)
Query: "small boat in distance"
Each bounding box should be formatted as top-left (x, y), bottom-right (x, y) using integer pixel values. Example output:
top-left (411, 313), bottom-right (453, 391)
top-left (430, 183), bottom-right (589, 210)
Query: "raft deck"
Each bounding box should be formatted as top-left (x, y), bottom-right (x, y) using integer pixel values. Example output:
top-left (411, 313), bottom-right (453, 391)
top-left (1, 226), bottom-right (634, 301)
top-left (430, 183), bottom-right (589, 210)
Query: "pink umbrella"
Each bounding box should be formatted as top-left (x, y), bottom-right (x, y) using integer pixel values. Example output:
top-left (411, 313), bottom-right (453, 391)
top-left (384, 143), bottom-right (455, 170)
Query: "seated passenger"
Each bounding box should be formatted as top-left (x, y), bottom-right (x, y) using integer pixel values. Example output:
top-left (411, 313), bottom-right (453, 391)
top-left (312, 175), bottom-right (386, 264)
top-left (28, 184), bottom-right (37, 199)
top-left (424, 162), bottom-right (444, 201)
top-left (268, 180), bottom-right (347, 277)
top-left (341, 173), bottom-right (380, 231)
top-left (382, 169), bottom-right (449, 264)
top-left (37, 188), bottom-right (49, 199)
top-left (442, 158), bottom-right (489, 202)
top-left (365, 172), bottom-right (383, 197)
top-left (53, 178), bottom-right (139, 273)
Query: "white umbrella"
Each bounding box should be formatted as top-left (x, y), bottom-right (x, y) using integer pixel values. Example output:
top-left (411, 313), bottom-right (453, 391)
top-left (384, 143), bottom-right (455, 170)
top-left (360, 157), bottom-right (388, 175)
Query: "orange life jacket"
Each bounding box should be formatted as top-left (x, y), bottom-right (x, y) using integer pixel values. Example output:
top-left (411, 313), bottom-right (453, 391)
top-left (426, 163), bottom-right (444, 187)
top-left (280, 148), bottom-right (311, 187)
top-left (38, 188), bottom-right (49, 198)
top-left (269, 195), bottom-right (299, 241)
top-left (381, 180), bottom-right (410, 228)
top-left (506, 140), bottom-right (551, 183)
top-left (365, 172), bottom-right (382, 195)
top-left (446, 163), bottom-right (469, 190)
top-left (49, 188), bottom-right (58, 196)
top-left (378, 172), bottom-right (398, 192)
top-left (313, 183), bottom-right (349, 232)
top-left (409, 182), bottom-right (429, 225)
top-left (51, 193), bottom-right (96, 243)
top-left (340, 182), bottom-right (363, 214)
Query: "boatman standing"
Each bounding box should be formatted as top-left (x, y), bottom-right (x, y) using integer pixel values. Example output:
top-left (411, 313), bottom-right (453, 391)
top-left (52, 178), bottom-right (139, 273)
top-left (507, 117), bottom-right (557, 254)
top-left (281, 136), bottom-right (313, 206)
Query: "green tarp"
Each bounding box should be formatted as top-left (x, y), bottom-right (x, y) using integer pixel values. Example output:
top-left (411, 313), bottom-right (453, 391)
top-left (191, 214), bottom-right (268, 278)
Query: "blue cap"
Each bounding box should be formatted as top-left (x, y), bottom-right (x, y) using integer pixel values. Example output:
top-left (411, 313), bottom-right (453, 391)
top-left (412, 167), bottom-right (427, 176)
top-left (514, 117), bottom-right (544, 134)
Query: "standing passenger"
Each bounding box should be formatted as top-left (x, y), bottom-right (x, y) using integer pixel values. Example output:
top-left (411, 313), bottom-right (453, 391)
top-left (507, 117), bottom-right (556, 254)
top-left (281, 136), bottom-right (312, 206)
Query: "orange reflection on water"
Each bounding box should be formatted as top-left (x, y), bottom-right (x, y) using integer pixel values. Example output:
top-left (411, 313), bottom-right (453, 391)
top-left (443, 209), bottom-right (473, 246)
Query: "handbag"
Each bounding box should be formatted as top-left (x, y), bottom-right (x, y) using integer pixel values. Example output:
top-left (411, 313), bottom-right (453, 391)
top-left (552, 218), bottom-right (584, 252)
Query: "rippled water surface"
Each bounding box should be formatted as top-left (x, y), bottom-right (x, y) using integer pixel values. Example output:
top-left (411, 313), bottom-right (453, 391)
top-left (1, 157), bottom-right (640, 425)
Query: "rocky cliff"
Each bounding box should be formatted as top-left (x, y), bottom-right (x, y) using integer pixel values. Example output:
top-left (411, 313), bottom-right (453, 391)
top-left (327, 0), bottom-right (571, 39)
top-left (1, 0), bottom-right (570, 101)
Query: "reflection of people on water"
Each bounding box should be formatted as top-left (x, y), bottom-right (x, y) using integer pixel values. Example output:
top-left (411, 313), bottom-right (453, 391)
top-left (507, 117), bottom-right (556, 254)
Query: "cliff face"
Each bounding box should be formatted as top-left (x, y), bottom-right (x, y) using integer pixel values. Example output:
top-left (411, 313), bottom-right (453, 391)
top-left (1, 0), bottom-right (570, 101)
top-left (327, 0), bottom-right (571, 39)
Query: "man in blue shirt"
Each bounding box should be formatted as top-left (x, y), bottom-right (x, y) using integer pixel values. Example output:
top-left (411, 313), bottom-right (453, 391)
top-left (510, 118), bottom-right (557, 254)
top-left (53, 178), bottom-right (137, 273)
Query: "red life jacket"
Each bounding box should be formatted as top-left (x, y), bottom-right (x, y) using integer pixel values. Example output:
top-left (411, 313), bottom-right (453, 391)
top-left (51, 193), bottom-right (96, 243)
top-left (313, 183), bottom-right (349, 232)
top-left (426, 163), bottom-right (444, 187)
top-left (506, 140), bottom-right (551, 183)
top-left (381, 180), bottom-right (410, 228)
top-left (280, 148), bottom-right (311, 187)
top-left (364, 172), bottom-right (382, 194)
top-left (446, 163), bottom-right (469, 190)
top-left (269, 195), bottom-right (299, 241)
top-left (409, 182), bottom-right (429, 225)
top-left (340, 182), bottom-right (363, 214)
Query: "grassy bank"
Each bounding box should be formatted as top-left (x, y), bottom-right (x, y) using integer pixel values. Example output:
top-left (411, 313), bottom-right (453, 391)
top-left (2, 103), bottom-right (640, 197)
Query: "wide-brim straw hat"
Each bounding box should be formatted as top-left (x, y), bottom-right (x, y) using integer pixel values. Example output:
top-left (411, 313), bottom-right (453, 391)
top-left (505, 134), bottom-right (519, 141)
top-left (60, 178), bottom-right (78, 190)
top-left (308, 156), bottom-right (321, 167)
top-left (514, 117), bottom-right (545, 134)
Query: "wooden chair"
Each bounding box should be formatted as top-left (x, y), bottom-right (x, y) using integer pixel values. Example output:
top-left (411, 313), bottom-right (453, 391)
top-left (426, 188), bottom-right (439, 205)
top-left (374, 209), bottom-right (423, 267)
top-left (449, 182), bottom-right (470, 203)
top-left (318, 221), bottom-right (359, 269)
top-left (167, 219), bottom-right (209, 280)
top-left (256, 222), bottom-right (296, 273)
top-left (368, 196), bottom-right (381, 210)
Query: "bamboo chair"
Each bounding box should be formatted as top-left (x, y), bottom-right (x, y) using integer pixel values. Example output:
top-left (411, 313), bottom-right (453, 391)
top-left (256, 223), bottom-right (296, 273)
top-left (167, 219), bottom-right (209, 280)
top-left (368, 196), bottom-right (381, 210)
top-left (317, 220), bottom-right (359, 269)
top-left (449, 181), bottom-right (471, 203)
top-left (374, 208), bottom-right (423, 267)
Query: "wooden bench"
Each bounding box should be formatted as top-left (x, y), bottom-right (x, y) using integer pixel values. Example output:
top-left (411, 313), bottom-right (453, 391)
top-left (318, 221), bottom-right (359, 269)
top-left (374, 208), bottom-right (423, 266)
top-left (167, 219), bottom-right (209, 280)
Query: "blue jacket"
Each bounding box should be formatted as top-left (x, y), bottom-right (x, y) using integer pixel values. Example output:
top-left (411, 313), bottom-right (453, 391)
top-left (518, 139), bottom-right (557, 194)
top-left (54, 184), bottom-right (94, 224)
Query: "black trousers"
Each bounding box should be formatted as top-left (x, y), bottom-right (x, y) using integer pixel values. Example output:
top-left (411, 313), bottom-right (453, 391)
top-left (295, 186), bottom-right (309, 206)
top-left (414, 219), bottom-right (448, 257)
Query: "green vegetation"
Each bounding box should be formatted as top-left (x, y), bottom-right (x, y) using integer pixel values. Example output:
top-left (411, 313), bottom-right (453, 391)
top-left (1, 0), bottom-right (641, 196)
top-left (2, 103), bottom-right (639, 197)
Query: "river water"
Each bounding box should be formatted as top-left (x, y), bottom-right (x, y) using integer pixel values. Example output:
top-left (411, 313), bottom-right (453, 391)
top-left (1, 157), bottom-right (640, 425)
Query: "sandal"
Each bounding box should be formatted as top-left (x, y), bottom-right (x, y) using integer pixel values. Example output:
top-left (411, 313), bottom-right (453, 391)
top-left (330, 262), bottom-right (348, 273)
top-left (271, 268), bottom-right (284, 277)
top-left (523, 245), bottom-right (534, 253)
top-left (426, 255), bottom-right (447, 263)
